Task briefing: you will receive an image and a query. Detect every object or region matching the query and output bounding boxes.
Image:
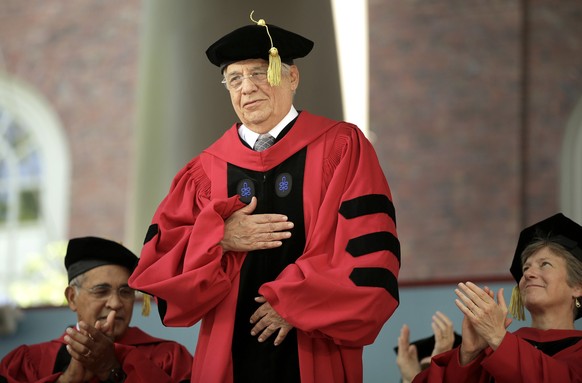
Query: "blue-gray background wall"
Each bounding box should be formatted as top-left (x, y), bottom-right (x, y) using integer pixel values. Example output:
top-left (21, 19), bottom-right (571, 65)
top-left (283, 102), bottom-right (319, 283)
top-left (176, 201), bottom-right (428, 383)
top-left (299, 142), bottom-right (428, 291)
top-left (5, 281), bottom-right (574, 382)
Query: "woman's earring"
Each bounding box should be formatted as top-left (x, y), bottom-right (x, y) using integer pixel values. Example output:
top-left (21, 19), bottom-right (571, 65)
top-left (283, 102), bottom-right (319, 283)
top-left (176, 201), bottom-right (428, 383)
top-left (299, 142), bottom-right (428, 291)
top-left (576, 297), bottom-right (581, 309)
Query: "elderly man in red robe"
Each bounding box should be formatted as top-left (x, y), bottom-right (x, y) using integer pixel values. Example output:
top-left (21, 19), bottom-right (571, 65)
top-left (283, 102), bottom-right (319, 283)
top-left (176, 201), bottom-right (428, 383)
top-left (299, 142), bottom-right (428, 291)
top-left (0, 236), bottom-right (193, 383)
top-left (129, 12), bottom-right (400, 383)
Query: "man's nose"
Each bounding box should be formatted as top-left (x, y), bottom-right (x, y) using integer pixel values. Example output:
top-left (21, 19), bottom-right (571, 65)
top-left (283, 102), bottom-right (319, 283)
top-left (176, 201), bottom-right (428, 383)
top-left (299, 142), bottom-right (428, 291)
top-left (241, 76), bottom-right (258, 92)
top-left (106, 291), bottom-right (124, 309)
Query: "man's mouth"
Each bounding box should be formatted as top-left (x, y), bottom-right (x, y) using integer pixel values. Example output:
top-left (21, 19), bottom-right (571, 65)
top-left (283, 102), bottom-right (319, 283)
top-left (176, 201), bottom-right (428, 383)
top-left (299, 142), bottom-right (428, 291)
top-left (98, 316), bottom-right (124, 321)
top-left (243, 99), bottom-right (261, 108)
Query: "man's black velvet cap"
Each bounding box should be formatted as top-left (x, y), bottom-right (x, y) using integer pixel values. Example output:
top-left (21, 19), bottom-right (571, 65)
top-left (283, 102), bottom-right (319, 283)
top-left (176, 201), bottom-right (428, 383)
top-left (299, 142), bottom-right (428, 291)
top-left (65, 236), bottom-right (138, 282)
top-left (205, 23), bottom-right (314, 69)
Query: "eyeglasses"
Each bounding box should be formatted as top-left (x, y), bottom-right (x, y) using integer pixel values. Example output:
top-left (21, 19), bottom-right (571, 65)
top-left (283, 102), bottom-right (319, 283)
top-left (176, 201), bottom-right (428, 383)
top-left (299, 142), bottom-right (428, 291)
top-left (222, 70), bottom-right (268, 91)
top-left (76, 284), bottom-right (136, 301)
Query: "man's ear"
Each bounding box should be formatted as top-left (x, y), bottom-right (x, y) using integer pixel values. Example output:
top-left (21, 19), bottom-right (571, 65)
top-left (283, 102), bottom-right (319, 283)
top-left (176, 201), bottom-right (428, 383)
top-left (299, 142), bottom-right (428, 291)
top-left (65, 286), bottom-right (78, 312)
top-left (289, 65), bottom-right (299, 91)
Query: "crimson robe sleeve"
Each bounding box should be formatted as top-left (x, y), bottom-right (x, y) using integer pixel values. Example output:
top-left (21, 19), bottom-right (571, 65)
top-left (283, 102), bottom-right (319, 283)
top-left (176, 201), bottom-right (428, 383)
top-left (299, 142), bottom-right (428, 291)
top-left (259, 124), bottom-right (400, 347)
top-left (412, 346), bottom-right (487, 383)
top-left (415, 332), bottom-right (582, 383)
top-left (128, 158), bottom-right (246, 326)
top-left (0, 344), bottom-right (63, 383)
top-left (115, 341), bottom-right (192, 383)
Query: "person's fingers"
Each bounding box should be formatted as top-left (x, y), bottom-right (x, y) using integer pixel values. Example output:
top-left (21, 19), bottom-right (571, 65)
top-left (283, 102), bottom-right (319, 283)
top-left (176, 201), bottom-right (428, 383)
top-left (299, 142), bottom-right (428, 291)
top-left (250, 311), bottom-right (273, 338)
top-left (100, 310), bottom-right (116, 338)
top-left (434, 311), bottom-right (453, 328)
top-left (432, 314), bottom-right (445, 332)
top-left (483, 286), bottom-right (495, 299)
top-left (64, 328), bottom-right (93, 360)
top-left (255, 228), bottom-right (292, 241)
top-left (248, 299), bottom-right (293, 345)
top-left (464, 282), bottom-right (491, 303)
top-left (400, 324), bottom-right (410, 341)
top-left (408, 344), bottom-right (418, 360)
top-left (431, 320), bottom-right (444, 336)
top-left (455, 286), bottom-right (480, 315)
top-left (250, 301), bottom-right (268, 325)
top-left (252, 213), bottom-right (292, 225)
top-left (251, 297), bottom-right (269, 322)
top-left (238, 196), bottom-right (257, 214)
top-left (273, 325), bottom-right (292, 346)
top-left (93, 312), bottom-right (114, 333)
top-left (454, 297), bottom-right (474, 318)
top-left (78, 321), bottom-right (104, 341)
top-left (497, 288), bottom-right (507, 309)
top-left (66, 344), bottom-right (84, 360)
top-left (67, 324), bottom-right (94, 345)
top-left (398, 324), bottom-right (411, 351)
top-left (257, 324), bottom-right (276, 342)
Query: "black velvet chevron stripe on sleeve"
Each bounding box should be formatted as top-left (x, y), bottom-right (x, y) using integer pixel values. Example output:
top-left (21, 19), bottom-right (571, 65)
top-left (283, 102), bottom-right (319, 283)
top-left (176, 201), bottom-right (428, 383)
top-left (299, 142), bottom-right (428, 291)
top-left (143, 223), bottom-right (159, 244)
top-left (339, 194), bottom-right (396, 224)
top-left (346, 232), bottom-right (401, 265)
top-left (349, 267), bottom-right (399, 299)
top-left (157, 297), bottom-right (168, 323)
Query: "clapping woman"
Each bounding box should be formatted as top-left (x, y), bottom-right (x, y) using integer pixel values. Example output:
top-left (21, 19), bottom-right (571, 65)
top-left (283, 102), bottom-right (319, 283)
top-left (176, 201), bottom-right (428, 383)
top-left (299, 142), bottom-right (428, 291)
top-left (414, 213), bottom-right (582, 382)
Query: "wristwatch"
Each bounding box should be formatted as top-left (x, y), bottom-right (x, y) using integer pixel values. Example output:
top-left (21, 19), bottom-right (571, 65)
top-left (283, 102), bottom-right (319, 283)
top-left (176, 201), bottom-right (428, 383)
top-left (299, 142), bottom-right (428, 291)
top-left (106, 367), bottom-right (127, 383)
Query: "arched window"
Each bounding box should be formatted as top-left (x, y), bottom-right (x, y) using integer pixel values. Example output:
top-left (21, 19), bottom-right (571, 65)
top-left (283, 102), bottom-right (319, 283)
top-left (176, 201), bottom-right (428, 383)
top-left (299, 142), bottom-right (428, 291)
top-left (0, 74), bottom-right (70, 307)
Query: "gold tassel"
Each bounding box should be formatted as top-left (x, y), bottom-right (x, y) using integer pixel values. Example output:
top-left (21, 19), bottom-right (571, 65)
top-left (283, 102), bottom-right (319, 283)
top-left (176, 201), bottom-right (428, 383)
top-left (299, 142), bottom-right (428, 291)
top-left (250, 11), bottom-right (281, 86)
top-left (142, 293), bottom-right (151, 317)
top-left (508, 285), bottom-right (525, 321)
top-left (268, 47), bottom-right (281, 86)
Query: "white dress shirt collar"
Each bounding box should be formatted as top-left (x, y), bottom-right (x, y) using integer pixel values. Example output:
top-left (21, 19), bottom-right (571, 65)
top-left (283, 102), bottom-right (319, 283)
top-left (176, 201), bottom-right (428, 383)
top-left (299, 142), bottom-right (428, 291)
top-left (238, 106), bottom-right (299, 148)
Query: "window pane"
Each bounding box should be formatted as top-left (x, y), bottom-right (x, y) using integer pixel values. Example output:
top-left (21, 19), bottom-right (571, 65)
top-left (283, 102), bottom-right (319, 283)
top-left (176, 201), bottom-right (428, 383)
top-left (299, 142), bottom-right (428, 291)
top-left (0, 158), bottom-right (7, 180)
top-left (0, 190), bottom-right (7, 223)
top-left (5, 120), bottom-right (28, 150)
top-left (19, 189), bottom-right (40, 222)
top-left (19, 150), bottom-right (41, 178)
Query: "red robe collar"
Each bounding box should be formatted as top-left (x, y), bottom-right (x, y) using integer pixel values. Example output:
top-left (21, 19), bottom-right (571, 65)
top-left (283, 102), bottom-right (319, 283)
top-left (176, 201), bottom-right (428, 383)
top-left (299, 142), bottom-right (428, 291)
top-left (204, 111), bottom-right (342, 171)
top-left (514, 327), bottom-right (582, 342)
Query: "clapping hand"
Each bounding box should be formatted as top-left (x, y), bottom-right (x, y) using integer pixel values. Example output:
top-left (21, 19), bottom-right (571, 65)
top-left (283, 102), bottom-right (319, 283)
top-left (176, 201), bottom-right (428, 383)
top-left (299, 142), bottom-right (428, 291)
top-left (455, 283), bottom-right (512, 365)
top-left (63, 311), bottom-right (121, 382)
top-left (431, 311), bottom-right (455, 357)
top-left (396, 324), bottom-right (421, 383)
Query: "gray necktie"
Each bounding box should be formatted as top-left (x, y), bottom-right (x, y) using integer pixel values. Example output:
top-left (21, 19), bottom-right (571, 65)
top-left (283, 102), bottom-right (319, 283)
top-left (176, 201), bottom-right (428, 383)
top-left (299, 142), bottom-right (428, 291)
top-left (253, 134), bottom-right (275, 152)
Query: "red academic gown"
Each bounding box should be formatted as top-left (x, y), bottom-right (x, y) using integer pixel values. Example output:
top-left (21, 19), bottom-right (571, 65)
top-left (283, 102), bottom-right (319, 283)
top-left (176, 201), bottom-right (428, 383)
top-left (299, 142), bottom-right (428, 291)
top-left (128, 110), bottom-right (401, 383)
top-left (0, 327), bottom-right (192, 383)
top-left (413, 327), bottom-right (582, 383)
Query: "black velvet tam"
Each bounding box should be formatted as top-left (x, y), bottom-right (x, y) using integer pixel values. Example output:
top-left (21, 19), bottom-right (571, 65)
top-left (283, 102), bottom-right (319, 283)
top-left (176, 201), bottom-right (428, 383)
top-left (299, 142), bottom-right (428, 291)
top-left (206, 24), bottom-right (313, 68)
top-left (509, 213), bottom-right (582, 284)
top-left (65, 236), bottom-right (138, 282)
